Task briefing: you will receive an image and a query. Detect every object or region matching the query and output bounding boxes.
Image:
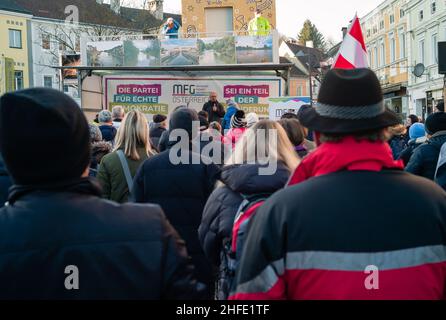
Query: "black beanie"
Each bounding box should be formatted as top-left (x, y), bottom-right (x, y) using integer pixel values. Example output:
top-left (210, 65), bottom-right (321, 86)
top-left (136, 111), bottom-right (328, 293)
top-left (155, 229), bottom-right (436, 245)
top-left (169, 108), bottom-right (199, 139)
top-left (0, 88), bottom-right (90, 185)
top-left (425, 112), bottom-right (446, 135)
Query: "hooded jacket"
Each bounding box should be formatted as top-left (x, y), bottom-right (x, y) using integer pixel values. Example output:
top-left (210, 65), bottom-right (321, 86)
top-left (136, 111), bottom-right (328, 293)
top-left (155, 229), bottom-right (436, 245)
top-left (132, 143), bottom-right (220, 297)
top-left (406, 131), bottom-right (446, 180)
top-left (399, 136), bottom-right (427, 166)
top-left (199, 163), bottom-right (291, 265)
top-left (222, 105), bottom-right (238, 131)
top-left (199, 163), bottom-right (291, 299)
top-left (0, 179), bottom-right (206, 299)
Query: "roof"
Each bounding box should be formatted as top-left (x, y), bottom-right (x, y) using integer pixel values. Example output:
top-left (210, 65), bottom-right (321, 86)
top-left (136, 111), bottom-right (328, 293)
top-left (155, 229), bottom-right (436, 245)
top-left (13, 0), bottom-right (179, 32)
top-left (0, 0), bottom-right (32, 15)
top-left (280, 57), bottom-right (306, 77)
top-left (326, 42), bottom-right (341, 58)
top-left (284, 41), bottom-right (326, 70)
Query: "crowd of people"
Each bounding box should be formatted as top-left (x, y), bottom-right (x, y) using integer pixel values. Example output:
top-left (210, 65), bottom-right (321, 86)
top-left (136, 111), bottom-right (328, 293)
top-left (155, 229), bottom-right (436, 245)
top-left (0, 68), bottom-right (445, 300)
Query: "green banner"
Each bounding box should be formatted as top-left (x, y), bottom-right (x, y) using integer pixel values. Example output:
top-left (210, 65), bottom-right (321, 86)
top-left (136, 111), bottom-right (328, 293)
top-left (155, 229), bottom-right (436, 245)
top-left (4, 58), bottom-right (15, 92)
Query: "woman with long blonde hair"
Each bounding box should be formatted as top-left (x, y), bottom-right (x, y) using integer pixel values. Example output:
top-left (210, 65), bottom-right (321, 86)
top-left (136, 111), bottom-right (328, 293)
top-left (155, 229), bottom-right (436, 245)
top-left (98, 110), bottom-right (155, 203)
top-left (199, 120), bottom-right (299, 300)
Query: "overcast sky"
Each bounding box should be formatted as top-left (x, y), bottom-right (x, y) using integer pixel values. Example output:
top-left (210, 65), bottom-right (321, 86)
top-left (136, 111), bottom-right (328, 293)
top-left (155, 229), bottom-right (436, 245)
top-left (141, 0), bottom-right (385, 42)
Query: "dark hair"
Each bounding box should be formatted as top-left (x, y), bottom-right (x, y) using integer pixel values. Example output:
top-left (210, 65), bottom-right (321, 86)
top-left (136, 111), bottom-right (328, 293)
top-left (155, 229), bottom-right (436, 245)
top-left (209, 121), bottom-right (222, 133)
top-left (198, 111), bottom-right (209, 120)
top-left (320, 129), bottom-right (388, 143)
top-left (436, 102), bottom-right (445, 112)
top-left (281, 112), bottom-right (299, 120)
top-left (408, 114), bottom-right (419, 125)
top-left (278, 119), bottom-right (305, 146)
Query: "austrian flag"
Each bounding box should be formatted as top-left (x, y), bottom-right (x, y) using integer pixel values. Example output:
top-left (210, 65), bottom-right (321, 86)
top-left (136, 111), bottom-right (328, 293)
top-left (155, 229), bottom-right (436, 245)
top-left (333, 15), bottom-right (369, 69)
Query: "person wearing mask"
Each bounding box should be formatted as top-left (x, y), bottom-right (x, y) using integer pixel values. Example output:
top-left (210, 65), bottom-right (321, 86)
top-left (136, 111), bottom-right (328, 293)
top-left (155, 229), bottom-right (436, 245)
top-left (0, 88), bottom-right (205, 299)
top-left (278, 118), bottom-right (309, 158)
top-left (132, 108), bottom-right (220, 298)
top-left (221, 99), bottom-right (238, 131)
top-left (248, 9), bottom-right (271, 36)
top-left (203, 92), bottom-right (226, 124)
top-left (406, 112), bottom-right (446, 181)
top-left (0, 153), bottom-right (11, 208)
top-left (162, 17), bottom-right (181, 39)
top-left (112, 106), bottom-right (125, 130)
top-left (200, 120), bottom-right (299, 299)
top-left (231, 69), bottom-right (446, 300)
top-left (149, 114), bottom-right (167, 151)
top-left (98, 110), bottom-right (117, 143)
top-left (399, 123), bottom-right (427, 166)
top-left (224, 110), bottom-right (247, 149)
top-left (97, 111), bottom-right (156, 203)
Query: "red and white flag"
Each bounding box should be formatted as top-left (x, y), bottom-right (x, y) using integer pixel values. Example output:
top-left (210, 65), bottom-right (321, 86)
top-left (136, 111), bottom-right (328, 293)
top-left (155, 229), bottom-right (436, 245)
top-left (332, 15), bottom-right (369, 69)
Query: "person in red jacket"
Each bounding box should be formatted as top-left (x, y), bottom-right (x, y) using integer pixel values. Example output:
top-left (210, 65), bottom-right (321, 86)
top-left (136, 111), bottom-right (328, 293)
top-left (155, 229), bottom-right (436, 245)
top-left (230, 69), bottom-right (446, 300)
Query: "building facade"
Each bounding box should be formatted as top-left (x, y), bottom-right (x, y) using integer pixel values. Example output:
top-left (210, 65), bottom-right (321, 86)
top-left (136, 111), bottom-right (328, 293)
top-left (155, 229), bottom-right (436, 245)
top-left (181, 0), bottom-right (276, 37)
top-left (405, 0), bottom-right (445, 118)
top-left (12, 0), bottom-right (173, 103)
top-left (362, 0), bottom-right (410, 118)
top-left (0, 1), bottom-right (32, 95)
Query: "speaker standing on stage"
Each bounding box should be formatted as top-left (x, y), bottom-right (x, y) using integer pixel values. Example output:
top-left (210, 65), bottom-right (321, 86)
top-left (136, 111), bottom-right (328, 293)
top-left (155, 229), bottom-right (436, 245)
top-left (203, 92), bottom-right (226, 124)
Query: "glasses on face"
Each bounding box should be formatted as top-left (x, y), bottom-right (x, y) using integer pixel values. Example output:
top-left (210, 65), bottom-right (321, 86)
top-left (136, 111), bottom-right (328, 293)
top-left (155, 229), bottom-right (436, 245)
top-left (210, 96), bottom-right (217, 99)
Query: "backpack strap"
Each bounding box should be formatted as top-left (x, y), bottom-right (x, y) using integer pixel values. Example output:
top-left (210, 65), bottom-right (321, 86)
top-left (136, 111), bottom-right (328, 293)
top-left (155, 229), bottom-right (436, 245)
top-left (231, 193), bottom-right (271, 253)
top-left (117, 150), bottom-right (133, 193)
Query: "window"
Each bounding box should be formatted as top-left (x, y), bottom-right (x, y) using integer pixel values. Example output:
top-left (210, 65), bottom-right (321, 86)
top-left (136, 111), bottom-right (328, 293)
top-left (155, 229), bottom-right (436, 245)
top-left (43, 76), bottom-right (53, 88)
top-left (59, 34), bottom-right (66, 52)
top-left (390, 14), bottom-right (395, 25)
top-left (42, 34), bottom-right (50, 50)
top-left (399, 29), bottom-right (406, 59)
top-left (63, 85), bottom-right (69, 93)
top-left (9, 29), bottom-right (22, 48)
top-left (380, 20), bottom-right (384, 30)
top-left (431, 1), bottom-right (437, 14)
top-left (297, 86), bottom-right (302, 96)
top-left (204, 7), bottom-right (234, 35)
top-left (390, 34), bottom-right (396, 62)
top-left (374, 46), bottom-right (378, 68)
top-left (432, 34), bottom-right (438, 64)
top-left (419, 39), bottom-right (425, 64)
top-left (419, 10), bottom-right (424, 21)
top-left (14, 71), bottom-right (23, 90)
top-left (75, 37), bottom-right (80, 52)
top-left (400, 9), bottom-right (405, 18)
top-left (380, 40), bottom-right (385, 66)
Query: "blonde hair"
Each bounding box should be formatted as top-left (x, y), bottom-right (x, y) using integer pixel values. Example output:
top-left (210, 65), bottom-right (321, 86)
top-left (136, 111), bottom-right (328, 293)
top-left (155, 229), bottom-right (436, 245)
top-left (113, 110), bottom-right (152, 161)
top-left (225, 120), bottom-right (300, 172)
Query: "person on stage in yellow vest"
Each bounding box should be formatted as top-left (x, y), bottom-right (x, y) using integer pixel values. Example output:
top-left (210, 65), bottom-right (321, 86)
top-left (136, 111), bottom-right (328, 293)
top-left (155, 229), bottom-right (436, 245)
top-left (248, 9), bottom-right (271, 36)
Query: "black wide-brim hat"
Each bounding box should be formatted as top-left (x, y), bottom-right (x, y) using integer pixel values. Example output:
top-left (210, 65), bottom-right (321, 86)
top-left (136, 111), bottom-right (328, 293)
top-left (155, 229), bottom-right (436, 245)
top-left (298, 68), bottom-right (401, 134)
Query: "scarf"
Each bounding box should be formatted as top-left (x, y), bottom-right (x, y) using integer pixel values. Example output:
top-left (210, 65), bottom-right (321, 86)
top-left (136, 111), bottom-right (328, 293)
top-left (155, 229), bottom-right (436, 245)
top-left (288, 136), bottom-right (404, 186)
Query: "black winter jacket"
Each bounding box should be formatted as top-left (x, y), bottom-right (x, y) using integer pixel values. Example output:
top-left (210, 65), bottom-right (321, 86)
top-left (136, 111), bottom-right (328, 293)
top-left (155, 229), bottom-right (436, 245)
top-left (406, 132), bottom-right (446, 180)
top-left (399, 137), bottom-right (427, 166)
top-left (133, 147), bottom-right (220, 295)
top-left (99, 125), bottom-right (117, 143)
top-left (0, 157), bottom-right (11, 208)
top-left (0, 179), bottom-right (205, 299)
top-left (199, 163), bottom-right (291, 266)
top-left (203, 101), bottom-right (226, 123)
